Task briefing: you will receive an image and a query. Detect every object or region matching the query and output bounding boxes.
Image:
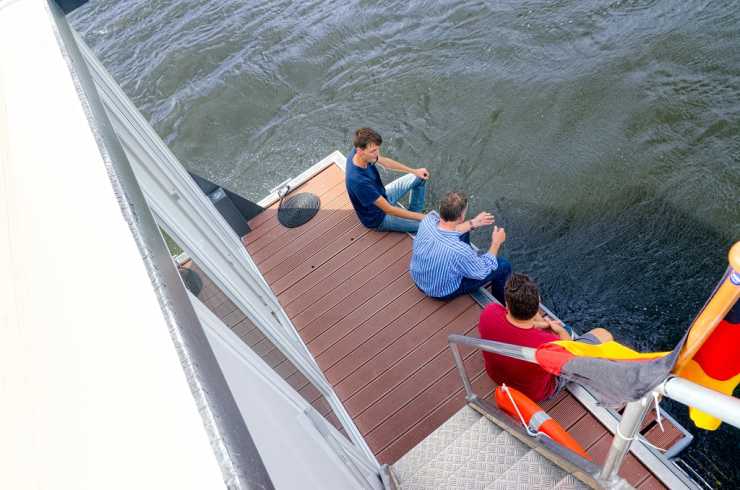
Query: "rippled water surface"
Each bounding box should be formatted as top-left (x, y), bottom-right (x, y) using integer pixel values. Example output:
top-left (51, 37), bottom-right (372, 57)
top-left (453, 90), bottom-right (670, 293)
top-left (71, 0), bottom-right (739, 485)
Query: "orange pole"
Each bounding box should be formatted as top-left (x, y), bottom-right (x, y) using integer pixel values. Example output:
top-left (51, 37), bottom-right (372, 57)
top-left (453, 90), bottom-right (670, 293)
top-left (673, 242), bottom-right (740, 373)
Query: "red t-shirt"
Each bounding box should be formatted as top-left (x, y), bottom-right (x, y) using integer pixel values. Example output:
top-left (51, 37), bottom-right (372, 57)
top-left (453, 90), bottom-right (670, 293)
top-left (478, 303), bottom-right (559, 402)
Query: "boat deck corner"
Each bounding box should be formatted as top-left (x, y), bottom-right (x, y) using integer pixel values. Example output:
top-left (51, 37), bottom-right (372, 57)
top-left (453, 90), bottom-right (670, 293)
top-left (190, 160), bottom-right (684, 488)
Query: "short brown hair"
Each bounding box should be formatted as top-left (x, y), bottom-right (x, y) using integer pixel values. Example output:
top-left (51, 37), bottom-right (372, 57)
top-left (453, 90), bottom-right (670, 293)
top-left (505, 274), bottom-right (540, 321)
top-left (353, 128), bottom-right (383, 149)
top-left (439, 192), bottom-right (468, 221)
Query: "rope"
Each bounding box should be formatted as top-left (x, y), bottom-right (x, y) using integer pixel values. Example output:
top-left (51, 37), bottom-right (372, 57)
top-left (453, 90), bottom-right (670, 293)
top-left (652, 392), bottom-right (666, 433)
top-left (614, 394), bottom-right (668, 453)
top-left (501, 384), bottom-right (542, 438)
top-left (277, 184), bottom-right (291, 210)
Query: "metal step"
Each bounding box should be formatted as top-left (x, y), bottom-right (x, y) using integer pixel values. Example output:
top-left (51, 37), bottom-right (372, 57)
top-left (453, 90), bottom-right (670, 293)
top-left (484, 439), bottom-right (567, 490)
top-left (393, 406), bottom-right (483, 484)
top-left (552, 474), bottom-right (591, 490)
top-left (393, 406), bottom-right (591, 490)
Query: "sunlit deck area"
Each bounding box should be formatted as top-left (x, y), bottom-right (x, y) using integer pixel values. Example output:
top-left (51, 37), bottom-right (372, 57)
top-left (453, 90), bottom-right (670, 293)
top-left (191, 160), bottom-right (685, 487)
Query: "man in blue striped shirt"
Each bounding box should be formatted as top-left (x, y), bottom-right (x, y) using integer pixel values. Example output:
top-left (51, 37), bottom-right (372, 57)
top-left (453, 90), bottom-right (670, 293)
top-left (410, 192), bottom-right (512, 303)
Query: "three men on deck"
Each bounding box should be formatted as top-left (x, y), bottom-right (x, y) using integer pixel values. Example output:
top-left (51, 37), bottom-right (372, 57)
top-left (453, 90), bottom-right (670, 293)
top-left (345, 127), bottom-right (618, 404)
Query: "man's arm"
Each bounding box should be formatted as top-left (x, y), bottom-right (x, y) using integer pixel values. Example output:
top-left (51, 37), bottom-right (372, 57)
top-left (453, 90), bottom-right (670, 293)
top-left (455, 212), bottom-right (494, 233)
top-left (532, 316), bottom-right (570, 340)
top-left (548, 320), bottom-right (572, 341)
top-left (374, 196), bottom-right (425, 221)
top-left (377, 153), bottom-right (430, 180)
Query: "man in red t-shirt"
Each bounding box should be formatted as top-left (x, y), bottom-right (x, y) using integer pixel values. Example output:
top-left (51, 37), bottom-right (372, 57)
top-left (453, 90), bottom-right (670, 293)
top-left (478, 273), bottom-right (612, 402)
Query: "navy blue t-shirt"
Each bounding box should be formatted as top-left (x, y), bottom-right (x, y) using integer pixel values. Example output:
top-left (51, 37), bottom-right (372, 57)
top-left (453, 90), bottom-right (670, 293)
top-left (345, 148), bottom-right (387, 228)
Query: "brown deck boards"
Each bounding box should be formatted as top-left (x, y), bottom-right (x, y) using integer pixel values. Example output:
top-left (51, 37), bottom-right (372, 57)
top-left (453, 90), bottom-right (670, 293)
top-left (193, 162), bottom-right (673, 487)
top-left (282, 232), bottom-right (407, 316)
top-left (288, 238), bottom-right (411, 328)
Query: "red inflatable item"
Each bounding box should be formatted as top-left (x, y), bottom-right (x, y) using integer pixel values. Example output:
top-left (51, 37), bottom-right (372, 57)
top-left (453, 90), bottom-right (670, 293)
top-left (495, 385), bottom-right (591, 461)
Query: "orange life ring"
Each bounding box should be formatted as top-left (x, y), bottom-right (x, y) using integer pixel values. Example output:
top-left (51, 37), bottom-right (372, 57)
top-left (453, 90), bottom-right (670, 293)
top-left (494, 385), bottom-right (591, 461)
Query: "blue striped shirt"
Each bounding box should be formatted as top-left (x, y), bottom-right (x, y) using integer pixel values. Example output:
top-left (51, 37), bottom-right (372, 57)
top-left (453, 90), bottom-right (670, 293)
top-left (410, 212), bottom-right (499, 297)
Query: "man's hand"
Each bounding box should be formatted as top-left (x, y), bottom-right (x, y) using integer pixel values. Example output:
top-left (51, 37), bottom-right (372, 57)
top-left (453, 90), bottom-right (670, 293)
top-left (547, 319), bottom-right (566, 332)
top-left (413, 168), bottom-right (430, 180)
top-left (491, 225), bottom-right (506, 245)
top-left (487, 225), bottom-right (506, 256)
top-left (471, 212), bottom-right (494, 228)
top-left (547, 319), bottom-right (571, 340)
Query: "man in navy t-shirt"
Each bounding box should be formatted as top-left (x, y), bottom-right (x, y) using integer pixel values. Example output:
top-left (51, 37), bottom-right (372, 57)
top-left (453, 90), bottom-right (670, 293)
top-left (345, 127), bottom-right (430, 233)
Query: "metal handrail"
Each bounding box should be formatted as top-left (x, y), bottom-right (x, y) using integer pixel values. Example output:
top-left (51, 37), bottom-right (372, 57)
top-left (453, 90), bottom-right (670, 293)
top-left (447, 333), bottom-right (740, 489)
top-left (658, 376), bottom-right (740, 429)
top-left (447, 334), bottom-right (607, 486)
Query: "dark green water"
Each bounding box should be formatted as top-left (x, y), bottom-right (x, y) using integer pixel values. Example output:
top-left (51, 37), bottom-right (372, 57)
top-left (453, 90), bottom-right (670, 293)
top-left (71, 0), bottom-right (739, 485)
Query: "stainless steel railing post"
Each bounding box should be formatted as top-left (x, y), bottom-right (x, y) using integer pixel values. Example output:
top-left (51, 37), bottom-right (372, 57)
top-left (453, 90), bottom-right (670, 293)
top-left (598, 395), bottom-right (651, 485)
top-left (449, 341), bottom-right (475, 400)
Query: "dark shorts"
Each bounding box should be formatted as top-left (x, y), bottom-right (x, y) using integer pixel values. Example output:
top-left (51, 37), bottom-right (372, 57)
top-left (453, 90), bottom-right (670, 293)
top-left (547, 332), bottom-right (601, 400)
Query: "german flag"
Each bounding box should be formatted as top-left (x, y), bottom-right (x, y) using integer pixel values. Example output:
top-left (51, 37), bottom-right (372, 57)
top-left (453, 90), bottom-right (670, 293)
top-left (534, 338), bottom-right (677, 407)
top-left (535, 244), bottom-right (739, 426)
top-left (675, 300), bottom-right (740, 430)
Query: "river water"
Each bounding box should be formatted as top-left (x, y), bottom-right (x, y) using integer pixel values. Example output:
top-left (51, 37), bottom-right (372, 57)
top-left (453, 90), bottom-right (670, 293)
top-left (70, 0), bottom-right (738, 485)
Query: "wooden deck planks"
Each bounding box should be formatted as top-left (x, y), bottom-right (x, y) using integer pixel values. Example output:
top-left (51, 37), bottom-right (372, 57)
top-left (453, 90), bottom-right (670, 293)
top-left (283, 232), bottom-right (408, 317)
top-left (267, 222), bottom-right (375, 294)
top-left (315, 287), bottom-right (426, 370)
top-left (332, 296), bottom-right (475, 401)
top-left (343, 306), bottom-right (481, 418)
top-left (250, 194), bottom-right (355, 266)
top-left (356, 330), bottom-right (484, 435)
top-left (643, 421), bottom-right (684, 451)
top-left (547, 393), bottom-right (590, 430)
top-left (269, 221), bottom-right (389, 303)
top-left (587, 433), bottom-right (651, 486)
top-left (322, 296), bottom-right (446, 384)
top-left (298, 250), bottom-right (412, 342)
top-left (262, 217), bottom-right (367, 282)
top-left (288, 238), bottom-right (411, 328)
top-left (239, 162), bottom-right (496, 461)
top-left (255, 208), bottom-right (357, 272)
top-left (366, 349), bottom-right (487, 444)
top-left (307, 273), bottom-right (416, 357)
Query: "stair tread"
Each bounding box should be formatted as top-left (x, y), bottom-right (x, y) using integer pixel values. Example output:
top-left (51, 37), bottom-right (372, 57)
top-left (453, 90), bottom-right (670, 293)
top-left (552, 474), bottom-right (591, 490)
top-left (400, 415), bottom-right (503, 488)
top-left (444, 431), bottom-right (531, 490)
top-left (484, 447), bottom-right (567, 490)
top-left (393, 405), bottom-right (594, 490)
top-left (394, 406), bottom-right (483, 483)
top-left (402, 419), bottom-right (536, 489)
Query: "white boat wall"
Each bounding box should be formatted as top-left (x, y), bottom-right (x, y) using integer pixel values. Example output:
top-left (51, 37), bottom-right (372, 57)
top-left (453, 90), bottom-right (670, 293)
top-left (0, 1), bottom-right (378, 488)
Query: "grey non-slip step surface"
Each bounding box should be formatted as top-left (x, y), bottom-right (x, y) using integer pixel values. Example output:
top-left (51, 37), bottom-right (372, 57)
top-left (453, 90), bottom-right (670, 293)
top-left (393, 406), bottom-right (590, 490)
top-left (552, 474), bottom-right (591, 490)
top-left (393, 406), bottom-right (483, 484)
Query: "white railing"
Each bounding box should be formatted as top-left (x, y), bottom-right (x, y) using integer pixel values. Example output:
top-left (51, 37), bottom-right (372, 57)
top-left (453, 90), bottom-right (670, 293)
top-left (71, 26), bottom-right (379, 476)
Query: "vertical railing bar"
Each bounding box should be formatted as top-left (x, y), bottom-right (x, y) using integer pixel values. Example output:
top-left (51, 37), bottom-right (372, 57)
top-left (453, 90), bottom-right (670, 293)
top-left (598, 396), bottom-right (651, 484)
top-left (304, 408), bottom-right (381, 490)
top-left (449, 341), bottom-right (475, 400)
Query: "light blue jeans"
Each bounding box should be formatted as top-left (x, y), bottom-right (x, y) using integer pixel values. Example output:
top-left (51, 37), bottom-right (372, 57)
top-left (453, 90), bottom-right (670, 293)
top-left (376, 174), bottom-right (426, 233)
